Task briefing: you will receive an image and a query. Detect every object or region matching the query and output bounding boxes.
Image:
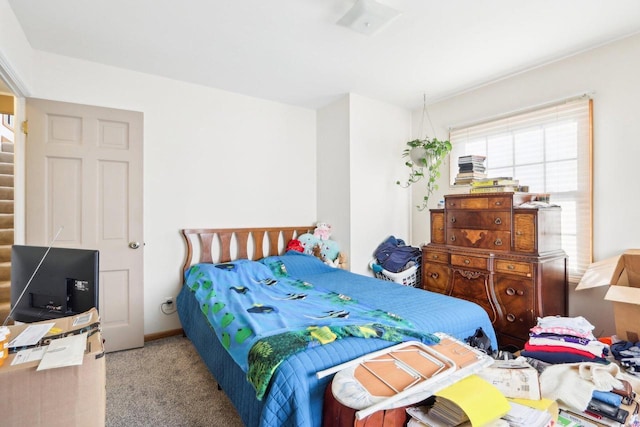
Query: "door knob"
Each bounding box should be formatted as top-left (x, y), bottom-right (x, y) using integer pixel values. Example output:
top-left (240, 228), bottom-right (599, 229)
top-left (129, 241), bottom-right (141, 249)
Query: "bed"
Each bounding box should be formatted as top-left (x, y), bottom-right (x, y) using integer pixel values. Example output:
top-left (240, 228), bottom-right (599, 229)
top-left (176, 226), bottom-right (498, 427)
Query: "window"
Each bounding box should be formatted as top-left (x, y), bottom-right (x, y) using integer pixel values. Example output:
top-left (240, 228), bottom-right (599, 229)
top-left (448, 97), bottom-right (592, 282)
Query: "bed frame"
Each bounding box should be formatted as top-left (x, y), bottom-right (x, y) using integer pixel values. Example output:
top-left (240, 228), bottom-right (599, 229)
top-left (179, 225), bottom-right (321, 426)
top-left (177, 226), bottom-right (499, 427)
top-left (181, 226), bottom-right (314, 273)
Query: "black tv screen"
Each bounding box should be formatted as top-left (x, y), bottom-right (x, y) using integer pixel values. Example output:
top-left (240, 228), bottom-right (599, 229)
top-left (10, 245), bottom-right (99, 323)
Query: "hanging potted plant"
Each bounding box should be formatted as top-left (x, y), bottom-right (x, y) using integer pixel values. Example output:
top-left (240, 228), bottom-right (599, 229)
top-left (396, 136), bottom-right (452, 211)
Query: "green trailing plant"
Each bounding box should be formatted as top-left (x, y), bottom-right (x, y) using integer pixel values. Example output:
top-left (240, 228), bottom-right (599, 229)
top-left (396, 137), bottom-right (452, 211)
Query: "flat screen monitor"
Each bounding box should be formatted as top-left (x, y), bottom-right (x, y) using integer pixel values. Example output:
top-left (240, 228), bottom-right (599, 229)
top-left (10, 245), bottom-right (99, 323)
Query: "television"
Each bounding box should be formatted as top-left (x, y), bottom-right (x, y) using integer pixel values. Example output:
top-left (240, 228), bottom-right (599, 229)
top-left (9, 245), bottom-right (99, 323)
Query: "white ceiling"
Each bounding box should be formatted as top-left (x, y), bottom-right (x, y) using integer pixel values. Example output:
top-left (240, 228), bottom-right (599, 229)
top-left (8, 0), bottom-right (640, 110)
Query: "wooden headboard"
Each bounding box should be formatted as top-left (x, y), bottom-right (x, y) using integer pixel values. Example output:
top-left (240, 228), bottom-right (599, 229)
top-left (181, 226), bottom-right (314, 274)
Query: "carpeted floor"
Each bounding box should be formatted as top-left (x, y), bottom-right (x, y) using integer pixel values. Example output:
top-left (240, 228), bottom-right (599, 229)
top-left (106, 335), bottom-right (244, 427)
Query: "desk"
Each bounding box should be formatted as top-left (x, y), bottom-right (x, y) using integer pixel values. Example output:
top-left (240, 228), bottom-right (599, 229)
top-left (0, 309), bottom-right (105, 427)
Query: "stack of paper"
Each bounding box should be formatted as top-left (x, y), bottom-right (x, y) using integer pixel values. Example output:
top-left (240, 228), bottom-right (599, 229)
top-left (430, 396), bottom-right (470, 425)
top-left (406, 375), bottom-right (511, 426)
top-left (502, 401), bottom-right (552, 427)
top-left (407, 404), bottom-right (469, 427)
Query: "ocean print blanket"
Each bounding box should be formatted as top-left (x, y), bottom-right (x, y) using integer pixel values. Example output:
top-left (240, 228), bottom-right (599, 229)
top-left (184, 259), bottom-right (439, 399)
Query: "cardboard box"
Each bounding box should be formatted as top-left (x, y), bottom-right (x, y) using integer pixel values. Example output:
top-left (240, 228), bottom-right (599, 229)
top-left (0, 308), bottom-right (105, 427)
top-left (576, 249), bottom-right (640, 342)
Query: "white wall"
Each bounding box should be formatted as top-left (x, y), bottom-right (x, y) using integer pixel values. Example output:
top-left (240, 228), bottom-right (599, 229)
top-left (317, 96), bottom-right (351, 261)
top-left (349, 94), bottom-right (412, 274)
top-left (317, 94), bottom-right (412, 276)
top-left (0, 0), bottom-right (33, 93)
top-left (15, 50), bottom-right (318, 335)
top-left (419, 33), bottom-right (640, 336)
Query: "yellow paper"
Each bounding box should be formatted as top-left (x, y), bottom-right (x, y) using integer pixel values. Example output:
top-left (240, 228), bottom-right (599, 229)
top-left (435, 374), bottom-right (510, 426)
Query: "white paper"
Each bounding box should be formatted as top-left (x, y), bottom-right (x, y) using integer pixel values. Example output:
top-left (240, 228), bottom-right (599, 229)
top-left (36, 332), bottom-right (87, 371)
top-left (72, 312), bottom-right (92, 327)
top-left (8, 323), bottom-right (55, 349)
top-left (10, 345), bottom-right (49, 365)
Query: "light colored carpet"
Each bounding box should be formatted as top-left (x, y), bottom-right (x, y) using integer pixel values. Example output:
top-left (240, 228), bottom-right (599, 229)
top-left (106, 335), bottom-right (244, 427)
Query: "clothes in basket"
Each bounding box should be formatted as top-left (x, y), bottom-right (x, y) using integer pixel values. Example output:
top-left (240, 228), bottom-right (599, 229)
top-left (373, 236), bottom-right (421, 273)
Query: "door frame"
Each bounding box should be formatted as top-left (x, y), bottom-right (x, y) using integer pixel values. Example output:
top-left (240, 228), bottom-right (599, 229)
top-left (0, 52), bottom-right (29, 246)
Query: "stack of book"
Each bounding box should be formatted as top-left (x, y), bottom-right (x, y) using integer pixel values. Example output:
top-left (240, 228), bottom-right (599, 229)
top-left (405, 375), bottom-right (512, 427)
top-left (454, 155), bottom-right (486, 185)
top-left (469, 177), bottom-right (523, 194)
top-left (407, 397), bottom-right (471, 426)
top-left (407, 398), bottom-right (553, 427)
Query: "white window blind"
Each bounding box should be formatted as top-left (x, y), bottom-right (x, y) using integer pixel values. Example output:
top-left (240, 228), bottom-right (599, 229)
top-left (448, 97), bottom-right (593, 282)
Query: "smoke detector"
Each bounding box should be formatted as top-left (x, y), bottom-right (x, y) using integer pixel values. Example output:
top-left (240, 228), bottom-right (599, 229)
top-left (337, 0), bottom-right (401, 36)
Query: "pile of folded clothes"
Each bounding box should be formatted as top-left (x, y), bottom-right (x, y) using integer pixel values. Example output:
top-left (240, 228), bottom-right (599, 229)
top-left (521, 315), bottom-right (609, 364)
top-left (516, 316), bottom-right (640, 426)
top-left (612, 340), bottom-right (640, 376)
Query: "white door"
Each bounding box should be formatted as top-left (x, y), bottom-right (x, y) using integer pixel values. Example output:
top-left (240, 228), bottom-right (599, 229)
top-left (25, 98), bottom-right (143, 352)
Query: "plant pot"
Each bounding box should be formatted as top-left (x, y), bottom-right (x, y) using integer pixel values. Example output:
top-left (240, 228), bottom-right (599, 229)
top-left (409, 147), bottom-right (433, 167)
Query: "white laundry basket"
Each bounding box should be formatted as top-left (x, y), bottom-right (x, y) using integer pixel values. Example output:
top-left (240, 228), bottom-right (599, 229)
top-left (369, 260), bottom-right (421, 287)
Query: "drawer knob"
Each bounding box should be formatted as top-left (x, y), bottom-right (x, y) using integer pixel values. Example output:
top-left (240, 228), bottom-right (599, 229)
top-left (494, 217), bottom-right (502, 225)
top-left (432, 254), bottom-right (439, 260)
top-left (431, 272), bottom-right (439, 279)
top-left (494, 238), bottom-right (503, 246)
top-left (438, 227), bottom-right (444, 231)
top-left (506, 314), bottom-right (516, 322)
top-left (495, 201), bottom-right (503, 206)
top-left (464, 259), bottom-right (470, 265)
top-left (506, 287), bottom-right (525, 296)
top-left (507, 264), bottom-right (515, 270)
top-left (450, 216), bottom-right (456, 223)
top-left (450, 236), bottom-right (456, 242)
top-left (516, 231), bottom-right (523, 235)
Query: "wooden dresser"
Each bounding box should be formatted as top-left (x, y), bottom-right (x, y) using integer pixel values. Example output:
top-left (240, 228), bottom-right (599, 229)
top-left (422, 193), bottom-right (567, 348)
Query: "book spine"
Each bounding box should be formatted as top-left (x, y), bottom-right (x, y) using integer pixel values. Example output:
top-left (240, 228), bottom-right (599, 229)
top-left (471, 180), bottom-right (519, 187)
top-left (469, 186), bottom-right (517, 194)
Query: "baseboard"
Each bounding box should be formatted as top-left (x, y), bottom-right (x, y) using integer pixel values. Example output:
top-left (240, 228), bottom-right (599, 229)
top-left (144, 328), bottom-right (184, 342)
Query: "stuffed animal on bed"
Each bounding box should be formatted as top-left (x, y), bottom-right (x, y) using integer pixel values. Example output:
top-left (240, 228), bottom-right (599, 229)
top-left (325, 252), bottom-right (348, 269)
top-left (319, 239), bottom-right (339, 262)
top-left (297, 233), bottom-right (319, 255)
top-left (337, 252), bottom-right (348, 269)
top-left (297, 226), bottom-right (341, 267)
top-left (286, 239), bottom-right (304, 253)
top-left (313, 222), bottom-right (332, 240)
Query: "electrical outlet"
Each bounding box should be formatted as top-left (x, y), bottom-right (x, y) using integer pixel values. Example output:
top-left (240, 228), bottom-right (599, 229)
top-left (160, 296), bottom-right (176, 315)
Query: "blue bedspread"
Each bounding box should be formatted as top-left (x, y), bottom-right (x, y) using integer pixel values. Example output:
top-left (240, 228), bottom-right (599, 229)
top-left (177, 252), bottom-right (497, 427)
top-left (184, 258), bottom-right (439, 399)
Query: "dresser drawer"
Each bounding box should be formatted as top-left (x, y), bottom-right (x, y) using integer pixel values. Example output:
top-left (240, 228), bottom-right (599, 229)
top-left (430, 211), bottom-right (446, 244)
top-left (513, 213), bottom-right (536, 253)
top-left (448, 229), bottom-right (510, 251)
top-left (423, 248), bottom-right (449, 264)
top-left (495, 260), bottom-right (533, 277)
top-left (451, 254), bottom-right (489, 270)
top-left (446, 196), bottom-right (511, 210)
top-left (446, 210), bottom-right (511, 231)
top-left (422, 262), bottom-right (451, 294)
top-left (494, 275), bottom-right (535, 338)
